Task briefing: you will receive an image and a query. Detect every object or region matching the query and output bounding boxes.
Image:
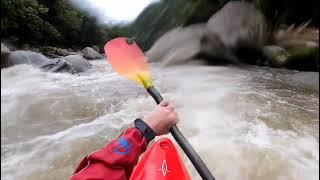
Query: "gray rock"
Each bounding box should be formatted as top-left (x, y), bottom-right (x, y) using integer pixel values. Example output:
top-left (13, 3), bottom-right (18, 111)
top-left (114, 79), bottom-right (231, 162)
top-left (81, 47), bottom-right (104, 59)
top-left (5, 50), bottom-right (76, 73)
top-left (146, 24), bottom-right (205, 65)
top-left (63, 55), bottom-right (92, 72)
top-left (56, 48), bottom-right (69, 56)
top-left (263, 45), bottom-right (290, 67)
top-left (206, 1), bottom-right (267, 51)
top-left (146, 2), bottom-right (267, 66)
top-left (41, 58), bottom-right (76, 73)
top-left (146, 22), bottom-right (239, 66)
top-left (8, 50), bottom-right (53, 67)
top-left (199, 31), bottom-right (239, 64)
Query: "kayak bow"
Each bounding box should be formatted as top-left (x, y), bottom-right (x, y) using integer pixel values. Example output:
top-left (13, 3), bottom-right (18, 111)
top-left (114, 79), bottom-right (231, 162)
top-left (130, 138), bottom-right (191, 180)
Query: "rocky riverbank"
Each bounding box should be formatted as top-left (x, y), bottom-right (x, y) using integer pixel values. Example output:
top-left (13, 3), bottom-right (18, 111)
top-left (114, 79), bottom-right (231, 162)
top-left (146, 1), bottom-right (319, 72)
top-left (1, 43), bottom-right (104, 74)
top-left (1, 2), bottom-right (319, 74)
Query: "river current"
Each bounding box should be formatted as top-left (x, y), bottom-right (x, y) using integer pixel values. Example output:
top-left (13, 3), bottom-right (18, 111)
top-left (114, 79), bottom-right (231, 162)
top-left (1, 60), bottom-right (319, 180)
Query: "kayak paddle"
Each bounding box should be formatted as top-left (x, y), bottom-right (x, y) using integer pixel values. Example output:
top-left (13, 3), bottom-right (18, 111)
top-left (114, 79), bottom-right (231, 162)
top-left (104, 37), bottom-right (215, 180)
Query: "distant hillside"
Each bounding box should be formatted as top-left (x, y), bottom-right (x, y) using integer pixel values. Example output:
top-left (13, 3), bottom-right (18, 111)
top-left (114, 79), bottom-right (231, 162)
top-left (1, 0), bottom-right (318, 50)
top-left (128, 0), bottom-right (319, 51)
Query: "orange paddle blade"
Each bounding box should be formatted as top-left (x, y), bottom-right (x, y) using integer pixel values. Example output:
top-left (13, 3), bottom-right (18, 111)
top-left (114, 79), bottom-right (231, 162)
top-left (104, 37), bottom-right (153, 89)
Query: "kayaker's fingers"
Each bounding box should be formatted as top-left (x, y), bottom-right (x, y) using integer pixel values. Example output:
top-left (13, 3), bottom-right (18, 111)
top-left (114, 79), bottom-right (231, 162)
top-left (144, 100), bottom-right (178, 136)
top-left (159, 100), bottom-right (169, 107)
top-left (166, 104), bottom-right (175, 111)
top-left (173, 110), bottom-right (178, 119)
top-left (171, 111), bottom-right (179, 124)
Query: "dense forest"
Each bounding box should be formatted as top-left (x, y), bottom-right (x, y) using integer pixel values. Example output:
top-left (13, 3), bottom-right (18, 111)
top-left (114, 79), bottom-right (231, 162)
top-left (1, 0), bottom-right (127, 48)
top-left (1, 0), bottom-right (319, 50)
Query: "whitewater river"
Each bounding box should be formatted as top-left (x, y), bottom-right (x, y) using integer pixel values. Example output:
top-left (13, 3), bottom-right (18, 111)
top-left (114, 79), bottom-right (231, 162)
top-left (1, 60), bottom-right (319, 180)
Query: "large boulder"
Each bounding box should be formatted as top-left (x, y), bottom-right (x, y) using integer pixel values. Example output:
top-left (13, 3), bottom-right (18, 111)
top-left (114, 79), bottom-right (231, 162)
top-left (146, 2), bottom-right (268, 66)
top-left (146, 23), bottom-right (238, 65)
top-left (81, 47), bottom-right (104, 59)
top-left (8, 51), bottom-right (49, 66)
top-left (63, 55), bottom-right (92, 72)
top-left (206, 1), bottom-right (267, 50)
top-left (198, 31), bottom-right (239, 64)
top-left (41, 58), bottom-right (77, 73)
top-left (146, 24), bottom-right (205, 65)
top-left (205, 1), bottom-right (267, 64)
top-left (4, 50), bottom-right (77, 73)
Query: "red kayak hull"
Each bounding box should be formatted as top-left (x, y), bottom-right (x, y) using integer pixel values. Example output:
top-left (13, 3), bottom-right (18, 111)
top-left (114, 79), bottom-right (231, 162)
top-left (130, 137), bottom-right (191, 180)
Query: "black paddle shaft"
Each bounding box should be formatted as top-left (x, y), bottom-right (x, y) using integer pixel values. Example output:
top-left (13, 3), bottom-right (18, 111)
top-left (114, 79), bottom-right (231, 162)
top-left (147, 86), bottom-right (215, 180)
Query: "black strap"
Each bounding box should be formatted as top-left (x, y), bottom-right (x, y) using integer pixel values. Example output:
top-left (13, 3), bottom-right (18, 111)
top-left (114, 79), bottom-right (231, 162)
top-left (134, 118), bottom-right (155, 143)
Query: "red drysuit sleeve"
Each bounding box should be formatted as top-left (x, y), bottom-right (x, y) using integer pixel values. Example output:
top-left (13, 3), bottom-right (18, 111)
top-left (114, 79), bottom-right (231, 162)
top-left (70, 128), bottom-right (148, 180)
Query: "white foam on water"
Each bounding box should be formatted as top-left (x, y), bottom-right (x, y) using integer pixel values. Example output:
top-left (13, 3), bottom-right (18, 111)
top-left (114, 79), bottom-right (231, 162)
top-left (1, 61), bottom-right (319, 180)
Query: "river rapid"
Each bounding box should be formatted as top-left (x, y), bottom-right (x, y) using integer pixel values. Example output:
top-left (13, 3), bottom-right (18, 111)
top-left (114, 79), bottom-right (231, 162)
top-left (1, 60), bottom-right (319, 180)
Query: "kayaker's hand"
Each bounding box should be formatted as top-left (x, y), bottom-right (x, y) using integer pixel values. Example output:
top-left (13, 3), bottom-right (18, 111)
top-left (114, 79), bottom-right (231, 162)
top-left (143, 100), bottom-right (178, 136)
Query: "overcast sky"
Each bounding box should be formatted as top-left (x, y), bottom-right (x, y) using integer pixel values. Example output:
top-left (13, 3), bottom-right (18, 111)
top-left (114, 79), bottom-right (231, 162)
top-left (70, 0), bottom-right (159, 24)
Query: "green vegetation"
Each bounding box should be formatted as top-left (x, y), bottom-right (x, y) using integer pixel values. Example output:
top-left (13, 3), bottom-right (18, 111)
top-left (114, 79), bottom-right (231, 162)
top-left (252, 0), bottom-right (319, 30)
top-left (128, 0), bottom-right (319, 50)
top-left (281, 47), bottom-right (319, 71)
top-left (1, 0), bottom-right (128, 48)
top-left (1, 0), bottom-right (318, 50)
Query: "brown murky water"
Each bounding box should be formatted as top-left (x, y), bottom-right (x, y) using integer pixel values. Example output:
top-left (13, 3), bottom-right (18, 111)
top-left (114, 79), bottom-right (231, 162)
top-left (1, 60), bottom-right (319, 180)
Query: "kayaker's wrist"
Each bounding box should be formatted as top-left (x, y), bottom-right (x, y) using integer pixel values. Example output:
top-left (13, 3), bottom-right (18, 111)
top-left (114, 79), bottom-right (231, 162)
top-left (134, 118), bottom-right (156, 143)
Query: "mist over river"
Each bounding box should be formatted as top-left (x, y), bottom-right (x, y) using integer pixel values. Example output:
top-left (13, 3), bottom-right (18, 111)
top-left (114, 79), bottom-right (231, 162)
top-left (1, 60), bottom-right (319, 180)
